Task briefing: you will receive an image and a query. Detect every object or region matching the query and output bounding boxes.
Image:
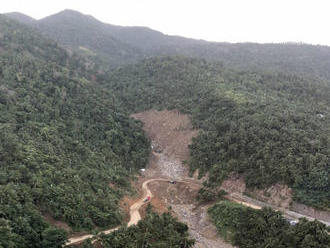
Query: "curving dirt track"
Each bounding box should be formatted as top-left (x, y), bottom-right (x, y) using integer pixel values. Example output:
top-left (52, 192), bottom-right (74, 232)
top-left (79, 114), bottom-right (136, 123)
top-left (127, 178), bottom-right (167, 226)
top-left (66, 109), bottom-right (329, 247)
top-left (65, 177), bottom-right (201, 246)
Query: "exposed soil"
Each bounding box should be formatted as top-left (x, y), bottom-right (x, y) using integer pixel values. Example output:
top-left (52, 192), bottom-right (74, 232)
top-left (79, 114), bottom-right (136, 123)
top-left (221, 173), bottom-right (330, 223)
top-left (221, 174), bottom-right (292, 208)
top-left (248, 183), bottom-right (293, 208)
top-left (133, 110), bottom-right (234, 248)
top-left (43, 214), bottom-right (72, 232)
top-left (65, 109), bottom-right (329, 247)
top-left (291, 202), bottom-right (330, 223)
top-left (221, 173), bottom-right (246, 194)
top-left (132, 110), bottom-right (198, 162)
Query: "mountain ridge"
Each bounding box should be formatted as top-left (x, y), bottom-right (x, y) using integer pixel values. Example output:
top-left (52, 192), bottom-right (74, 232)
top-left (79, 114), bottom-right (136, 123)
top-left (5, 9), bottom-right (330, 80)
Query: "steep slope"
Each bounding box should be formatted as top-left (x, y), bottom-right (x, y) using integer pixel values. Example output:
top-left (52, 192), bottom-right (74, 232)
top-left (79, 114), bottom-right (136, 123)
top-left (0, 15), bottom-right (150, 247)
top-left (27, 10), bottom-right (143, 66)
top-left (6, 10), bottom-right (330, 80)
top-left (209, 201), bottom-right (330, 248)
top-left (37, 10), bottom-right (144, 66)
top-left (105, 56), bottom-right (330, 210)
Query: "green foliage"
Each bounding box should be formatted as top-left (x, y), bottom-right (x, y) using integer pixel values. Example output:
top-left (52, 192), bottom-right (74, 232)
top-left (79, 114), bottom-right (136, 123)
top-left (105, 56), bottom-right (330, 209)
top-left (41, 227), bottom-right (67, 248)
top-left (197, 187), bottom-right (217, 202)
top-left (292, 219), bottom-right (330, 248)
top-left (0, 15), bottom-right (150, 247)
top-left (2, 11), bottom-right (330, 247)
top-left (0, 219), bottom-right (20, 248)
top-left (197, 187), bottom-right (227, 203)
top-left (208, 201), bottom-right (330, 248)
top-left (97, 210), bottom-right (195, 248)
top-left (25, 10), bottom-right (141, 67)
top-left (8, 10), bottom-right (330, 81)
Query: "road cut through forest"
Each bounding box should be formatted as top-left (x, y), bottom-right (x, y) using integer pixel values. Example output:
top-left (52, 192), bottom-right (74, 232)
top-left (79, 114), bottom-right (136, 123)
top-left (66, 110), bottom-right (329, 247)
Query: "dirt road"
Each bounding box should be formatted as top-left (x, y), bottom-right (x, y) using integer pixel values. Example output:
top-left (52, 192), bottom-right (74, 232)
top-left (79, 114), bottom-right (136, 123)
top-left (128, 178), bottom-right (168, 226)
top-left (66, 178), bottom-right (165, 246)
top-left (66, 109), bottom-right (329, 247)
top-left (66, 177), bottom-right (202, 246)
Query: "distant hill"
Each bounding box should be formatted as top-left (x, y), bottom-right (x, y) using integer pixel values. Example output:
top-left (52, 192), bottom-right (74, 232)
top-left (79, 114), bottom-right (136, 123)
top-left (4, 10), bottom-right (330, 80)
top-left (1, 11), bottom-right (329, 247)
top-left (35, 10), bottom-right (143, 66)
top-left (6, 9), bottom-right (330, 80)
top-left (5, 12), bottom-right (36, 25)
top-left (6, 10), bottom-right (143, 66)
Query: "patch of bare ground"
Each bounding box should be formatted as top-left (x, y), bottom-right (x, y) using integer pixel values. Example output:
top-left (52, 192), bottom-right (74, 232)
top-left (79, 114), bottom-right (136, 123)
top-left (132, 109), bottom-right (234, 248)
top-left (247, 183), bottom-right (293, 208)
top-left (291, 202), bottom-right (330, 223)
top-left (119, 195), bottom-right (139, 222)
top-left (221, 174), bottom-right (292, 208)
top-left (221, 175), bottom-right (330, 224)
top-left (220, 173), bottom-right (246, 194)
top-left (132, 109), bottom-right (198, 162)
top-left (43, 214), bottom-right (72, 232)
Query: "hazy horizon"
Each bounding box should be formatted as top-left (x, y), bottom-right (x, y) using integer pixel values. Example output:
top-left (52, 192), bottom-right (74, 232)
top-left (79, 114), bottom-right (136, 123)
top-left (2, 0), bottom-right (330, 46)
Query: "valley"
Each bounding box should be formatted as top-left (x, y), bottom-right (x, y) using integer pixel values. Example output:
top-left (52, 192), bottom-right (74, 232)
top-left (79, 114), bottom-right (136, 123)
top-left (67, 110), bottom-right (329, 247)
top-left (0, 9), bottom-right (329, 248)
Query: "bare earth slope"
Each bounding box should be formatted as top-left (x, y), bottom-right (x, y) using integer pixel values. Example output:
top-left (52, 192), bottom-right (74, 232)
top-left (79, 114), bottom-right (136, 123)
top-left (132, 110), bottom-right (233, 248)
top-left (66, 109), bottom-right (328, 247)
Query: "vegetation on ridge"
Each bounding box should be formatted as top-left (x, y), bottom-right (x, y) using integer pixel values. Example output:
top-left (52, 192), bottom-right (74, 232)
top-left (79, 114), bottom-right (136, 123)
top-left (1, 10), bottom-right (330, 248)
top-left (208, 201), bottom-right (330, 248)
top-left (106, 56), bottom-right (329, 210)
top-left (0, 15), bottom-right (149, 247)
top-left (80, 205), bottom-right (195, 248)
top-left (7, 10), bottom-right (330, 81)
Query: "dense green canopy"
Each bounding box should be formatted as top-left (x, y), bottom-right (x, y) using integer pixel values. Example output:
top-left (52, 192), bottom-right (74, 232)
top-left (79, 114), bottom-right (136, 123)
top-left (208, 201), bottom-right (330, 248)
top-left (105, 56), bottom-right (329, 210)
top-left (1, 12), bottom-right (329, 248)
top-left (95, 206), bottom-right (194, 248)
top-left (0, 15), bottom-right (149, 247)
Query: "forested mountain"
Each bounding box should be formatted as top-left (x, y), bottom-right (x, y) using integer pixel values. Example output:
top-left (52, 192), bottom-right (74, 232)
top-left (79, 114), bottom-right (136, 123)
top-left (2, 8), bottom-right (330, 248)
top-left (6, 9), bottom-right (330, 80)
top-left (4, 12), bottom-right (37, 25)
top-left (6, 10), bottom-right (142, 66)
top-left (0, 15), bottom-right (150, 247)
top-left (105, 56), bottom-right (330, 210)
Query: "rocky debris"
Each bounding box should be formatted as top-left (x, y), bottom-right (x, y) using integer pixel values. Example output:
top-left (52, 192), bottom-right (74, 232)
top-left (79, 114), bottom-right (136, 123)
top-left (131, 109), bottom-right (198, 162)
top-left (132, 110), bottom-right (233, 247)
top-left (221, 173), bottom-right (246, 194)
top-left (151, 142), bottom-right (163, 153)
top-left (247, 183), bottom-right (293, 208)
top-left (171, 204), bottom-right (233, 248)
top-left (157, 153), bottom-right (186, 179)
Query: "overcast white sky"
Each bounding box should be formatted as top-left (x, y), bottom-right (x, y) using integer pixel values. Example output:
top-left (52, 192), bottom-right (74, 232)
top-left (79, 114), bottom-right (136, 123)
top-left (1, 0), bottom-right (330, 45)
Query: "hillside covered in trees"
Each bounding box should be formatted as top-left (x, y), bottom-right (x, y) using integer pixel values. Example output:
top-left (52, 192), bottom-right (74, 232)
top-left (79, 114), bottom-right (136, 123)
top-left (208, 201), bottom-right (330, 248)
top-left (1, 9), bottom-right (330, 248)
top-left (78, 206), bottom-right (194, 248)
top-left (0, 15), bottom-right (150, 247)
top-left (105, 56), bottom-right (329, 210)
top-left (6, 10), bottom-right (330, 80)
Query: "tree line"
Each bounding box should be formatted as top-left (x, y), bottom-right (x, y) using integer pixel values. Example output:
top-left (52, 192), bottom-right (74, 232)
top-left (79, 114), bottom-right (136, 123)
top-left (208, 201), bottom-right (330, 248)
top-left (0, 15), bottom-right (150, 247)
top-left (105, 56), bottom-right (329, 210)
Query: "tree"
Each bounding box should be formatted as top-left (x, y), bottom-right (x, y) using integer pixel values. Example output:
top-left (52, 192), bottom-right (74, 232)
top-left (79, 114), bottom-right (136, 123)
top-left (41, 227), bottom-right (67, 248)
